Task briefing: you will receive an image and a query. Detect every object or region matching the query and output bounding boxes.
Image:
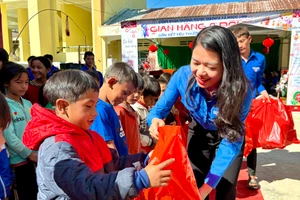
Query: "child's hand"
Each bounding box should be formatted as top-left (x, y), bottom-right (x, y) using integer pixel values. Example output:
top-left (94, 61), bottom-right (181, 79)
top-left (28, 151), bottom-right (38, 162)
top-left (149, 118), bottom-right (165, 140)
top-left (145, 157), bottom-right (174, 187)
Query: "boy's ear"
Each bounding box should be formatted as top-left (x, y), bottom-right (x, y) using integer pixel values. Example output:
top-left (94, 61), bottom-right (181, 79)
top-left (248, 35), bottom-right (252, 43)
top-left (56, 99), bottom-right (69, 114)
top-left (107, 77), bottom-right (118, 88)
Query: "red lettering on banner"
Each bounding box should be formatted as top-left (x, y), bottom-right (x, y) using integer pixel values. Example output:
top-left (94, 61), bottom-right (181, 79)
top-left (197, 23), bottom-right (206, 30)
top-left (184, 24), bottom-right (191, 31)
top-left (150, 26), bottom-right (157, 32)
top-left (219, 22), bottom-right (228, 27)
top-left (177, 25), bottom-right (184, 31)
top-left (191, 24), bottom-right (198, 30)
top-left (228, 21), bottom-right (237, 26)
top-left (210, 23), bottom-right (216, 26)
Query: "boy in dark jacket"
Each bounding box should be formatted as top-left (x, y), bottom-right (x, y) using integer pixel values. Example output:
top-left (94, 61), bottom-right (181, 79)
top-left (22, 70), bottom-right (174, 200)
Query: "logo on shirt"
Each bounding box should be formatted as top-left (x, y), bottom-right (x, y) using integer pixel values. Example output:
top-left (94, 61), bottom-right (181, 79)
top-left (252, 67), bottom-right (260, 72)
top-left (119, 121), bottom-right (125, 138)
top-left (13, 117), bottom-right (25, 123)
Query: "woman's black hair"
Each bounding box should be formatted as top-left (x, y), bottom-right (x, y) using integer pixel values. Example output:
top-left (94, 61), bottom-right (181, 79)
top-left (185, 26), bottom-right (249, 142)
top-left (0, 62), bottom-right (29, 93)
top-left (30, 56), bottom-right (51, 69)
top-left (43, 70), bottom-right (99, 105)
top-left (0, 92), bottom-right (11, 129)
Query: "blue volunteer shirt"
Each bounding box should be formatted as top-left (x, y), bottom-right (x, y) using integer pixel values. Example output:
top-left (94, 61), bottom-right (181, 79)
top-left (147, 65), bottom-right (252, 189)
top-left (48, 65), bottom-right (59, 77)
top-left (90, 99), bottom-right (128, 156)
top-left (80, 65), bottom-right (104, 88)
top-left (242, 50), bottom-right (266, 99)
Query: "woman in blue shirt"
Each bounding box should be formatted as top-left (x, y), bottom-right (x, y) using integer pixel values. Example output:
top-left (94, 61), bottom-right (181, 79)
top-left (147, 26), bottom-right (253, 200)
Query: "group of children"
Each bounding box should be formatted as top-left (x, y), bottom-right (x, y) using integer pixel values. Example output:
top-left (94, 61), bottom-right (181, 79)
top-left (0, 48), bottom-right (179, 199)
top-left (0, 25), bottom-right (269, 200)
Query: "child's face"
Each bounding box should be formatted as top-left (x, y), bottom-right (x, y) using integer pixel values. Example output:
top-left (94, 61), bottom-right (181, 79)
top-left (31, 60), bottom-right (50, 80)
top-left (84, 55), bottom-right (94, 67)
top-left (141, 95), bottom-right (158, 107)
top-left (57, 90), bottom-right (99, 131)
top-left (235, 35), bottom-right (251, 55)
top-left (126, 89), bottom-right (142, 105)
top-left (5, 73), bottom-right (29, 97)
top-left (107, 79), bottom-right (136, 106)
top-left (159, 83), bottom-right (167, 98)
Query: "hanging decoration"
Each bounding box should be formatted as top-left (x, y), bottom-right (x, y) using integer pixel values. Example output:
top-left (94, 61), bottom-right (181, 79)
top-left (143, 61), bottom-right (150, 69)
top-left (163, 49), bottom-right (170, 55)
top-left (149, 44), bottom-right (158, 52)
top-left (188, 41), bottom-right (194, 49)
top-left (65, 16), bottom-right (70, 36)
top-left (262, 37), bottom-right (274, 54)
top-left (262, 47), bottom-right (269, 54)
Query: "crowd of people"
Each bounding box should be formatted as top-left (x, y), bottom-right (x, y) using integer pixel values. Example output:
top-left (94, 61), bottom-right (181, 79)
top-left (0, 25), bottom-right (271, 200)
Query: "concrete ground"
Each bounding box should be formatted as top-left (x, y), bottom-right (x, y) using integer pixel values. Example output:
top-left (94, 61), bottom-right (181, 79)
top-left (255, 112), bottom-right (300, 200)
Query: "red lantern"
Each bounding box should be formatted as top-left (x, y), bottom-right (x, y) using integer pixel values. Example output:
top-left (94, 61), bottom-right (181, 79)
top-left (149, 44), bottom-right (158, 52)
top-left (263, 37), bottom-right (274, 48)
top-left (188, 41), bottom-right (194, 49)
top-left (163, 49), bottom-right (169, 55)
top-left (262, 37), bottom-right (274, 55)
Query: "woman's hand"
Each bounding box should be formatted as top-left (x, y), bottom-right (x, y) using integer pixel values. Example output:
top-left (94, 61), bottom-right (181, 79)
top-left (149, 118), bottom-right (165, 140)
top-left (198, 183), bottom-right (213, 200)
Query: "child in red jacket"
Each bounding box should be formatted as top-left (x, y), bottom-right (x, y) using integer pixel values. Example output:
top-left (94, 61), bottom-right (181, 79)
top-left (114, 73), bottom-right (144, 154)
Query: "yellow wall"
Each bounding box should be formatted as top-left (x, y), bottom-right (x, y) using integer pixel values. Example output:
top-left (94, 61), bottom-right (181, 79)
top-left (108, 40), bottom-right (122, 61)
top-left (17, 8), bottom-right (30, 61)
top-left (28, 0), bottom-right (58, 59)
top-left (1, 4), bottom-right (10, 52)
top-left (61, 4), bottom-right (92, 47)
top-left (92, 0), bottom-right (146, 72)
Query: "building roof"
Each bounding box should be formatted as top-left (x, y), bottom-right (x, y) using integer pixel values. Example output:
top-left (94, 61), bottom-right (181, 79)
top-left (103, 8), bottom-right (158, 25)
top-left (123, 0), bottom-right (300, 21)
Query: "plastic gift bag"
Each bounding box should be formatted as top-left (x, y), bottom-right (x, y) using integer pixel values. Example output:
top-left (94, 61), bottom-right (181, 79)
top-left (136, 125), bottom-right (201, 200)
top-left (244, 98), bottom-right (299, 157)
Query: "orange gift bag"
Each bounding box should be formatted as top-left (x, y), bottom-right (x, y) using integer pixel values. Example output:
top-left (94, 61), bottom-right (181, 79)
top-left (136, 125), bottom-right (201, 200)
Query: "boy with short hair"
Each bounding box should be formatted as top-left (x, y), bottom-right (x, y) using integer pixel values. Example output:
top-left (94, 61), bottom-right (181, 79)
top-left (114, 73), bottom-right (144, 154)
top-left (232, 26), bottom-right (269, 190)
top-left (80, 51), bottom-right (103, 87)
top-left (22, 70), bottom-right (174, 199)
top-left (90, 62), bottom-right (138, 156)
top-left (132, 76), bottom-right (161, 151)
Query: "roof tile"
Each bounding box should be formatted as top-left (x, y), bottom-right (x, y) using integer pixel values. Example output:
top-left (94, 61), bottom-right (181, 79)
top-left (124, 0), bottom-right (300, 21)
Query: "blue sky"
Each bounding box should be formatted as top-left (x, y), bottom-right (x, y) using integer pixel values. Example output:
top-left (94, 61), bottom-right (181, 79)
top-left (147, 0), bottom-right (248, 8)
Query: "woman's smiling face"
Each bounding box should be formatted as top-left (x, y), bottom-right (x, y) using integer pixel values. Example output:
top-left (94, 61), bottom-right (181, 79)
top-left (190, 44), bottom-right (223, 91)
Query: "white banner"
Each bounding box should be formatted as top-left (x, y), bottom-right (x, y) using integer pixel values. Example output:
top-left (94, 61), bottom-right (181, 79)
top-left (121, 21), bottom-right (138, 72)
top-left (287, 13), bottom-right (300, 105)
top-left (134, 11), bottom-right (293, 39)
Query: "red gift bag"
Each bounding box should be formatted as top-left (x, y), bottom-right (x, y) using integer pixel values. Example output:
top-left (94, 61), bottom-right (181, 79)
top-left (135, 126), bottom-right (201, 200)
top-left (244, 98), bottom-right (299, 157)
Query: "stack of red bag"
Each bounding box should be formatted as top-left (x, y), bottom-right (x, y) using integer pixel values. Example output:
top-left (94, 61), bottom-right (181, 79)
top-left (135, 125), bottom-right (201, 200)
top-left (244, 98), bottom-right (300, 157)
